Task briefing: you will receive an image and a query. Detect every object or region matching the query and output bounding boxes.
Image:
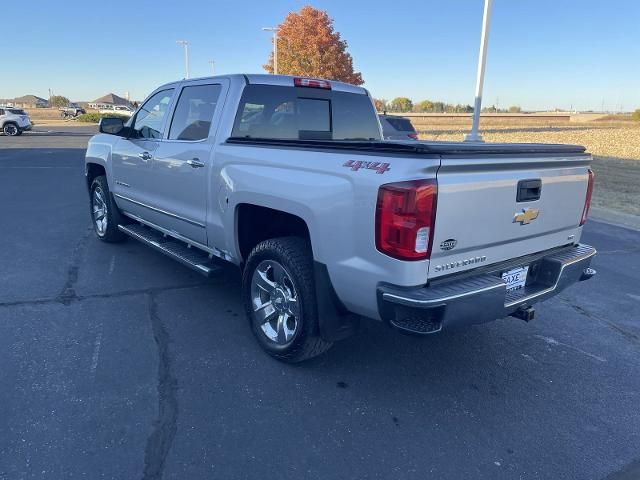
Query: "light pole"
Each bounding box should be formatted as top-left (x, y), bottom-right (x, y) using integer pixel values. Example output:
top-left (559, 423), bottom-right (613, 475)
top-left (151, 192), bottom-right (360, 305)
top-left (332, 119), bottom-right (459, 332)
top-left (464, 0), bottom-right (493, 142)
top-left (262, 27), bottom-right (278, 74)
top-left (208, 60), bottom-right (215, 75)
top-left (176, 40), bottom-right (190, 79)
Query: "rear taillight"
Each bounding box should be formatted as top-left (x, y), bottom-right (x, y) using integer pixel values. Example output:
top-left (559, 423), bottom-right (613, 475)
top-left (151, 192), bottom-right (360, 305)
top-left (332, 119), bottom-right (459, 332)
top-left (293, 77), bottom-right (331, 89)
top-left (580, 169), bottom-right (595, 226)
top-left (407, 133), bottom-right (418, 140)
top-left (376, 179), bottom-right (438, 260)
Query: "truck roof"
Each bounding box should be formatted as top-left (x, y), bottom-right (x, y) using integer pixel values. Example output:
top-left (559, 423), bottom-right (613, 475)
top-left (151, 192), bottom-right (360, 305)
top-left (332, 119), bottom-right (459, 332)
top-left (164, 73), bottom-right (368, 95)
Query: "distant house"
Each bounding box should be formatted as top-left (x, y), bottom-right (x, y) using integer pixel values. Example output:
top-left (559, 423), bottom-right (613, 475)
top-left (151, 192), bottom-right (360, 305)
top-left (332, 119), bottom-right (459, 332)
top-left (89, 93), bottom-right (132, 110)
top-left (11, 95), bottom-right (49, 108)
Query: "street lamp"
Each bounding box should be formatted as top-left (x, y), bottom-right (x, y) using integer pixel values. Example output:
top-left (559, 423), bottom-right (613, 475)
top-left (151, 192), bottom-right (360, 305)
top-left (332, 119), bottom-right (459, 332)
top-left (208, 60), bottom-right (215, 75)
top-left (464, 0), bottom-right (493, 142)
top-left (262, 27), bottom-right (278, 74)
top-left (176, 40), bottom-right (190, 79)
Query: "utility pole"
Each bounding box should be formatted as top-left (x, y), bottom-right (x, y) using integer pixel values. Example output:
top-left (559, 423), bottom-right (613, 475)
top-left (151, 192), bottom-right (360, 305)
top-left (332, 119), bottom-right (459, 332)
top-left (262, 27), bottom-right (278, 74)
top-left (176, 40), bottom-right (190, 79)
top-left (464, 0), bottom-right (493, 142)
top-left (208, 60), bottom-right (215, 75)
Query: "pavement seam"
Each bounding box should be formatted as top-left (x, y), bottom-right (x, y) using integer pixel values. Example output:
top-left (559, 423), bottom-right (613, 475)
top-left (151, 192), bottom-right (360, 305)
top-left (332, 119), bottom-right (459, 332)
top-left (142, 292), bottom-right (178, 480)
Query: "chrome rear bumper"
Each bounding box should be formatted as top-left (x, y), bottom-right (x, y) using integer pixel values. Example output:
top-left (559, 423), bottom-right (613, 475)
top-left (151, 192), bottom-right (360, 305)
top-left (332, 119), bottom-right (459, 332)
top-left (377, 244), bottom-right (596, 335)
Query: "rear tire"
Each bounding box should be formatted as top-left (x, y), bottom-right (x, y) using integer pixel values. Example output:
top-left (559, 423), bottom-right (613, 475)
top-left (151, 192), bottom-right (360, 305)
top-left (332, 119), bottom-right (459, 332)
top-left (3, 123), bottom-right (19, 136)
top-left (89, 175), bottom-right (126, 243)
top-left (242, 237), bottom-right (333, 362)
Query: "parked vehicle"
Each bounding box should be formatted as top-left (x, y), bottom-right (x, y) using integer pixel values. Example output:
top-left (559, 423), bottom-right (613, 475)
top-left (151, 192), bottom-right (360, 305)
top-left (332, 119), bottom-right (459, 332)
top-left (85, 74), bottom-right (597, 362)
top-left (0, 107), bottom-right (32, 136)
top-left (379, 114), bottom-right (418, 140)
top-left (98, 105), bottom-right (134, 117)
top-left (60, 104), bottom-right (86, 118)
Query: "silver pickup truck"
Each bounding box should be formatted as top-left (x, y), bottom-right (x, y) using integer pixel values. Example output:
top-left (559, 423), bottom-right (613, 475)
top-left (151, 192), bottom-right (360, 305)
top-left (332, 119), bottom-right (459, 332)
top-left (85, 74), bottom-right (596, 362)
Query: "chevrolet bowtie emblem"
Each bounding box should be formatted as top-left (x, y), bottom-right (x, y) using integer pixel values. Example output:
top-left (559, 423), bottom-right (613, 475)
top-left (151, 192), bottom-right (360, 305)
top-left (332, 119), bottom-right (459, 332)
top-left (513, 208), bottom-right (540, 225)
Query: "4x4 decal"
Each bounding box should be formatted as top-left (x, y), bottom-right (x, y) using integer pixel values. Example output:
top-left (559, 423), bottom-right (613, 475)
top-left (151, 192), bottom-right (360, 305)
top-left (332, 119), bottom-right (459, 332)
top-left (343, 160), bottom-right (391, 174)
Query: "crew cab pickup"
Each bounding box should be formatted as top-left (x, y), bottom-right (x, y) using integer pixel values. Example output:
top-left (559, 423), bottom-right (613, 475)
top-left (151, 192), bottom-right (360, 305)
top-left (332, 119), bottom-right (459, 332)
top-left (85, 74), bottom-right (596, 362)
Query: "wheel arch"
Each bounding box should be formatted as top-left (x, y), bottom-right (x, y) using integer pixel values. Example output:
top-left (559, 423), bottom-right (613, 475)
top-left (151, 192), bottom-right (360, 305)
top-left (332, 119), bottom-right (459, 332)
top-left (235, 203), bottom-right (311, 264)
top-left (85, 162), bottom-right (107, 191)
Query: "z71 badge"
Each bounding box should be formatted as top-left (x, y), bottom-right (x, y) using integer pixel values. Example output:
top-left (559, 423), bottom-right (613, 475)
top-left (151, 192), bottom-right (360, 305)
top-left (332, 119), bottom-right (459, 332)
top-left (343, 160), bottom-right (391, 174)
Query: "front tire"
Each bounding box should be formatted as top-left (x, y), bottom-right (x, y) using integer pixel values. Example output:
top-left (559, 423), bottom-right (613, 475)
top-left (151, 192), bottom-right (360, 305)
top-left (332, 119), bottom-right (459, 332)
top-left (242, 237), bottom-right (333, 362)
top-left (89, 175), bottom-right (126, 242)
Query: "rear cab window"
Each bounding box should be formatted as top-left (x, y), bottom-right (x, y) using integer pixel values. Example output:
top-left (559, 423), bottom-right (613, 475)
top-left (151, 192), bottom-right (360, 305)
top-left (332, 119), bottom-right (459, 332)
top-left (231, 84), bottom-right (381, 141)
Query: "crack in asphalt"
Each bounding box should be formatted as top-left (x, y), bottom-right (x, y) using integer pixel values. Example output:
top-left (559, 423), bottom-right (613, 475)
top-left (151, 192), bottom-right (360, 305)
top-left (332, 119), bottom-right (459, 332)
top-left (560, 297), bottom-right (640, 346)
top-left (142, 293), bottom-right (178, 480)
top-left (606, 457), bottom-right (640, 480)
top-left (57, 226), bottom-right (92, 305)
top-left (0, 283), bottom-right (211, 309)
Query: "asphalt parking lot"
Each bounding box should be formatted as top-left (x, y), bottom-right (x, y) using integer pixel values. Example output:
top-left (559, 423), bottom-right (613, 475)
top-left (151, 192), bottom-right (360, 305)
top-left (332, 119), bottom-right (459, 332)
top-left (1, 126), bottom-right (639, 480)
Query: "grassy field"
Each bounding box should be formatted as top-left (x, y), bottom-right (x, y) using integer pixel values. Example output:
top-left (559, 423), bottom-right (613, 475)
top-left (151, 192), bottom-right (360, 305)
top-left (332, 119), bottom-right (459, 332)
top-left (414, 117), bottom-right (640, 217)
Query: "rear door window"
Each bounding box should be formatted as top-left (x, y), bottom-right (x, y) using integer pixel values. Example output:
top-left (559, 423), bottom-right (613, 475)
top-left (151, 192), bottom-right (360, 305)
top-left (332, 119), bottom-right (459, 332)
top-left (169, 84), bottom-right (222, 141)
top-left (232, 85), bottom-right (380, 141)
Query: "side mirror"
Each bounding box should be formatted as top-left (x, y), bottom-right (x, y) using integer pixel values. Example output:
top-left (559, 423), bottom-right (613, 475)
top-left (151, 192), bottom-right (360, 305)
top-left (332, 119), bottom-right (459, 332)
top-left (99, 117), bottom-right (125, 135)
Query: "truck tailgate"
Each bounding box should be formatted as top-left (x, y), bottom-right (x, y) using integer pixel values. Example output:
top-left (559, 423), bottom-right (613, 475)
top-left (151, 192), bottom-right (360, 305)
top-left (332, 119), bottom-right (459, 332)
top-left (429, 152), bottom-right (592, 279)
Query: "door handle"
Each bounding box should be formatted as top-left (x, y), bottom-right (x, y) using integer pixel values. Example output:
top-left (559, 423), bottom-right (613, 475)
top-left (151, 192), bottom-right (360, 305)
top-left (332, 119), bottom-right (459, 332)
top-left (138, 152), bottom-right (152, 161)
top-left (187, 158), bottom-right (205, 168)
top-left (516, 179), bottom-right (542, 202)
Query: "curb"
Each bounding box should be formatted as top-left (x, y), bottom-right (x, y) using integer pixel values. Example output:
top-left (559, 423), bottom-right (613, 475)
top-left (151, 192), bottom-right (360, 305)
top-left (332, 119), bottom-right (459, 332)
top-left (590, 207), bottom-right (640, 231)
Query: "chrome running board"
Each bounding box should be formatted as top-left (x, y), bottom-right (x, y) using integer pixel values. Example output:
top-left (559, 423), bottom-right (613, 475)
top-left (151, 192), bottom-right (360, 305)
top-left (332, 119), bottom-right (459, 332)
top-left (118, 224), bottom-right (220, 277)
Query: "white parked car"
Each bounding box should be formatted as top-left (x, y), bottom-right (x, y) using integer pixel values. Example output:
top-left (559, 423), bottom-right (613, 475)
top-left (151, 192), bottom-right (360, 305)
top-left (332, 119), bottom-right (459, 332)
top-left (99, 105), bottom-right (135, 117)
top-left (0, 106), bottom-right (32, 136)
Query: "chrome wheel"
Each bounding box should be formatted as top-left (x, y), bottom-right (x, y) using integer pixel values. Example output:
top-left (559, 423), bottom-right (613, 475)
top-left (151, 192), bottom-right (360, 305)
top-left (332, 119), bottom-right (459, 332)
top-left (250, 259), bottom-right (300, 345)
top-left (92, 186), bottom-right (108, 236)
top-left (4, 124), bottom-right (18, 136)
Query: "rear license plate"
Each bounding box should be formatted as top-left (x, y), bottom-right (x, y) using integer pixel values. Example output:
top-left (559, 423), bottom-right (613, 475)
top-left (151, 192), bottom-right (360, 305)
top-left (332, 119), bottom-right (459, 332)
top-left (502, 266), bottom-right (529, 292)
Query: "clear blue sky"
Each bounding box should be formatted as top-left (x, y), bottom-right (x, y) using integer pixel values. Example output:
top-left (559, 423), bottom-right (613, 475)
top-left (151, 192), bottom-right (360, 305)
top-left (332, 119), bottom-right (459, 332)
top-left (2, 0), bottom-right (638, 111)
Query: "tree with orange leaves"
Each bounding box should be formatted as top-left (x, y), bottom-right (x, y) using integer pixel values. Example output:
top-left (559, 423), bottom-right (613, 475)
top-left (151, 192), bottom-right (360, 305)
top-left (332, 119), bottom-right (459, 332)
top-left (263, 6), bottom-right (364, 85)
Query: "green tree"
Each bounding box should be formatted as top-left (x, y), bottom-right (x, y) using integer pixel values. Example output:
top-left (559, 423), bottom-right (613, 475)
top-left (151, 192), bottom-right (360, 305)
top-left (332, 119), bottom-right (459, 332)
top-left (49, 95), bottom-right (70, 108)
top-left (432, 101), bottom-right (445, 113)
top-left (390, 97), bottom-right (413, 112)
top-left (414, 100), bottom-right (434, 112)
top-left (508, 105), bottom-right (522, 113)
top-left (632, 109), bottom-right (640, 121)
top-left (263, 6), bottom-right (363, 85)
